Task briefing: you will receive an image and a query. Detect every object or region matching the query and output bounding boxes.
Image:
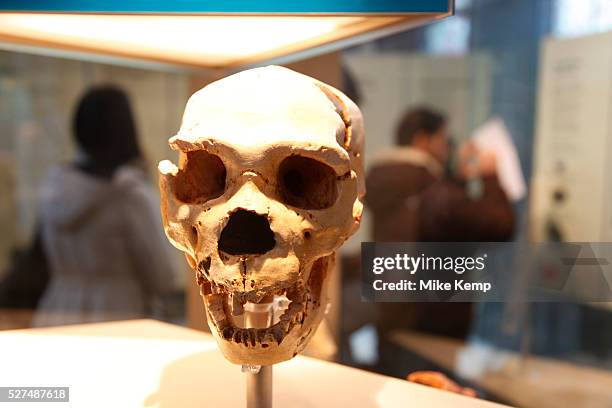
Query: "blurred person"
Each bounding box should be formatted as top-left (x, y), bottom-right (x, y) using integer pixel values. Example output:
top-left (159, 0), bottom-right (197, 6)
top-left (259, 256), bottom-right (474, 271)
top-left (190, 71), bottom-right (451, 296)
top-left (32, 86), bottom-right (181, 327)
top-left (366, 107), bottom-right (514, 243)
top-left (366, 107), bottom-right (448, 241)
top-left (364, 107), bottom-right (515, 370)
top-left (419, 140), bottom-right (514, 242)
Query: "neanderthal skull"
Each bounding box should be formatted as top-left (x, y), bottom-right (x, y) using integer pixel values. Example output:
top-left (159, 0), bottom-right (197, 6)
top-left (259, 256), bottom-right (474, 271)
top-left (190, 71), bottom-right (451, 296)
top-left (159, 66), bottom-right (364, 365)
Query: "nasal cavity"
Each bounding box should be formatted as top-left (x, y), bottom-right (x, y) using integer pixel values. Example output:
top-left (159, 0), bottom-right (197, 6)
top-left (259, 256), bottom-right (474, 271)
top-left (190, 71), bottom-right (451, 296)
top-left (218, 209), bottom-right (275, 256)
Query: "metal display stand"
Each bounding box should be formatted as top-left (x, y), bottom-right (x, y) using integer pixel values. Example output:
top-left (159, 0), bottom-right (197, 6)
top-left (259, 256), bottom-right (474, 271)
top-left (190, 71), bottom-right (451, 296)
top-left (246, 364), bottom-right (272, 408)
top-left (243, 301), bottom-right (274, 408)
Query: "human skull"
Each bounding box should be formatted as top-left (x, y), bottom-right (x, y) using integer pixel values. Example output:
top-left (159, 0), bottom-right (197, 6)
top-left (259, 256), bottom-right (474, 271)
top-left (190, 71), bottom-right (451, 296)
top-left (159, 66), bottom-right (364, 365)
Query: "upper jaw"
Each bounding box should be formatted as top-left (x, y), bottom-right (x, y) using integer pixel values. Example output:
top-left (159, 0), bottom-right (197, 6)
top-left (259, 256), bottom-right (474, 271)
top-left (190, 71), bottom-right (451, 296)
top-left (196, 251), bottom-right (307, 303)
top-left (196, 266), bottom-right (302, 303)
top-left (200, 249), bottom-right (303, 299)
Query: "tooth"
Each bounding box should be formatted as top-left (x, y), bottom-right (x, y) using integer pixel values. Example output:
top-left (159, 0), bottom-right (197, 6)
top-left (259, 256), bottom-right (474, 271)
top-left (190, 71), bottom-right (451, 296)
top-left (210, 310), bottom-right (224, 323)
top-left (252, 292), bottom-right (264, 303)
top-left (200, 283), bottom-right (212, 296)
top-left (207, 296), bottom-right (226, 323)
top-left (248, 328), bottom-right (257, 347)
top-left (288, 302), bottom-right (302, 315)
top-left (271, 326), bottom-right (284, 344)
top-left (279, 319), bottom-right (290, 333)
top-left (206, 293), bottom-right (223, 309)
top-left (263, 329), bottom-right (276, 343)
top-left (233, 329), bottom-right (243, 343)
top-left (222, 326), bottom-right (235, 340)
top-left (256, 329), bottom-right (266, 343)
top-left (196, 272), bottom-right (206, 286)
top-left (293, 311), bottom-right (304, 324)
top-left (242, 330), bottom-right (252, 347)
top-left (232, 295), bottom-right (244, 316)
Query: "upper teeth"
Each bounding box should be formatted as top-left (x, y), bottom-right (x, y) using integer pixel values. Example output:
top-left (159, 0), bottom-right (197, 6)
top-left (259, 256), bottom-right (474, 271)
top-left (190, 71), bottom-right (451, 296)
top-left (232, 294), bottom-right (245, 316)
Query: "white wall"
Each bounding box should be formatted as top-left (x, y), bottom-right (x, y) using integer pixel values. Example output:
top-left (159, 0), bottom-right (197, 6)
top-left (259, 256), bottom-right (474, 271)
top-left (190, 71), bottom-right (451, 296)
top-left (531, 31), bottom-right (612, 242)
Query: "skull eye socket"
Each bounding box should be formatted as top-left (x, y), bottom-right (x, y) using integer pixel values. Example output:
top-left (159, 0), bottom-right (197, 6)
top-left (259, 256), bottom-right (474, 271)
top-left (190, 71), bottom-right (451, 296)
top-left (173, 150), bottom-right (226, 204)
top-left (277, 155), bottom-right (338, 210)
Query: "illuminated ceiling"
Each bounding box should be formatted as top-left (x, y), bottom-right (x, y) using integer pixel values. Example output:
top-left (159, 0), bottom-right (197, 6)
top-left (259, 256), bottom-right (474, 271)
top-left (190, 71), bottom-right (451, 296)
top-left (0, 11), bottom-right (451, 69)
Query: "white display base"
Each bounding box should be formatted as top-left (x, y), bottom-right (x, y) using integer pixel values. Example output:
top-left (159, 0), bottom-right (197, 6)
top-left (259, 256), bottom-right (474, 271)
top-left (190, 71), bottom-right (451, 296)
top-left (0, 319), bottom-right (506, 407)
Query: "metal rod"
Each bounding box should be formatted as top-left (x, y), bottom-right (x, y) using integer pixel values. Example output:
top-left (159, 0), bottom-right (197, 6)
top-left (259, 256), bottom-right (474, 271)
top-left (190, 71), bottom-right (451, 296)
top-left (246, 365), bottom-right (272, 408)
top-left (244, 301), bottom-right (274, 408)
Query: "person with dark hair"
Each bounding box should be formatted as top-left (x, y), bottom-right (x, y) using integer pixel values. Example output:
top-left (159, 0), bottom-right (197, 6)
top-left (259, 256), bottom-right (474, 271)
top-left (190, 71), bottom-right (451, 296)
top-left (73, 86), bottom-right (144, 178)
top-left (365, 107), bottom-right (514, 351)
top-left (33, 86), bottom-right (181, 326)
top-left (366, 107), bottom-right (450, 242)
top-left (366, 106), bottom-right (513, 243)
top-left (395, 107), bottom-right (448, 156)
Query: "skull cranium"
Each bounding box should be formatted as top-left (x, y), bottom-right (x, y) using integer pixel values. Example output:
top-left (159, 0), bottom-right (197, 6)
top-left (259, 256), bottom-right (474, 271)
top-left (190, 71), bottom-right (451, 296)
top-left (159, 66), bottom-right (364, 365)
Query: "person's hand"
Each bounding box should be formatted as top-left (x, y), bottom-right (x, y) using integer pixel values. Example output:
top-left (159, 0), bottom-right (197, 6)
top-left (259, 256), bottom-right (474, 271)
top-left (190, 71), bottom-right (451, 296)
top-left (407, 371), bottom-right (478, 398)
top-left (477, 150), bottom-right (497, 176)
top-left (457, 141), bottom-right (497, 179)
top-left (457, 141), bottom-right (479, 179)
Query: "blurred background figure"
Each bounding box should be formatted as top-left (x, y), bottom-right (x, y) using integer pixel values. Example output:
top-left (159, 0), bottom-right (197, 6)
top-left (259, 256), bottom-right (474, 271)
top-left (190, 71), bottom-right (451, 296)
top-left (365, 107), bottom-right (448, 242)
top-left (363, 107), bottom-right (515, 375)
top-left (30, 86), bottom-right (181, 326)
top-left (366, 106), bottom-right (514, 244)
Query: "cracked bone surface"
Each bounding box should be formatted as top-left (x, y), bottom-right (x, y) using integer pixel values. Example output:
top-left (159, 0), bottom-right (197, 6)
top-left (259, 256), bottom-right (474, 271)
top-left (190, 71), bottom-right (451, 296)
top-left (159, 66), bottom-right (364, 366)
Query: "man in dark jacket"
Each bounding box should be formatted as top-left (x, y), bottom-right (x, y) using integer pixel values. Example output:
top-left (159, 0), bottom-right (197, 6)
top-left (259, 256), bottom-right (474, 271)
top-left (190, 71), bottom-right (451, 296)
top-left (366, 107), bottom-right (514, 244)
top-left (365, 107), bottom-right (515, 343)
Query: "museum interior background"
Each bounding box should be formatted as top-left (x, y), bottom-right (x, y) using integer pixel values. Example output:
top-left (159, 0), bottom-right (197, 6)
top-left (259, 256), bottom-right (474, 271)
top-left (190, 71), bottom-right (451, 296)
top-left (1, 0), bottom-right (612, 406)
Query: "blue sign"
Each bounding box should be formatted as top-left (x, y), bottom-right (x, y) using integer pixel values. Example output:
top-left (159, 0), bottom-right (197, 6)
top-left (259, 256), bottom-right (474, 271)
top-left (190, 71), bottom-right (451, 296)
top-left (0, 0), bottom-right (451, 14)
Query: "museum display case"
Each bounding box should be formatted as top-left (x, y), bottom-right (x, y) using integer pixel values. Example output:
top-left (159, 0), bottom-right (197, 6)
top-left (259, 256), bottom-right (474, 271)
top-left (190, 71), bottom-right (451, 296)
top-left (1, 1), bottom-right (612, 407)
